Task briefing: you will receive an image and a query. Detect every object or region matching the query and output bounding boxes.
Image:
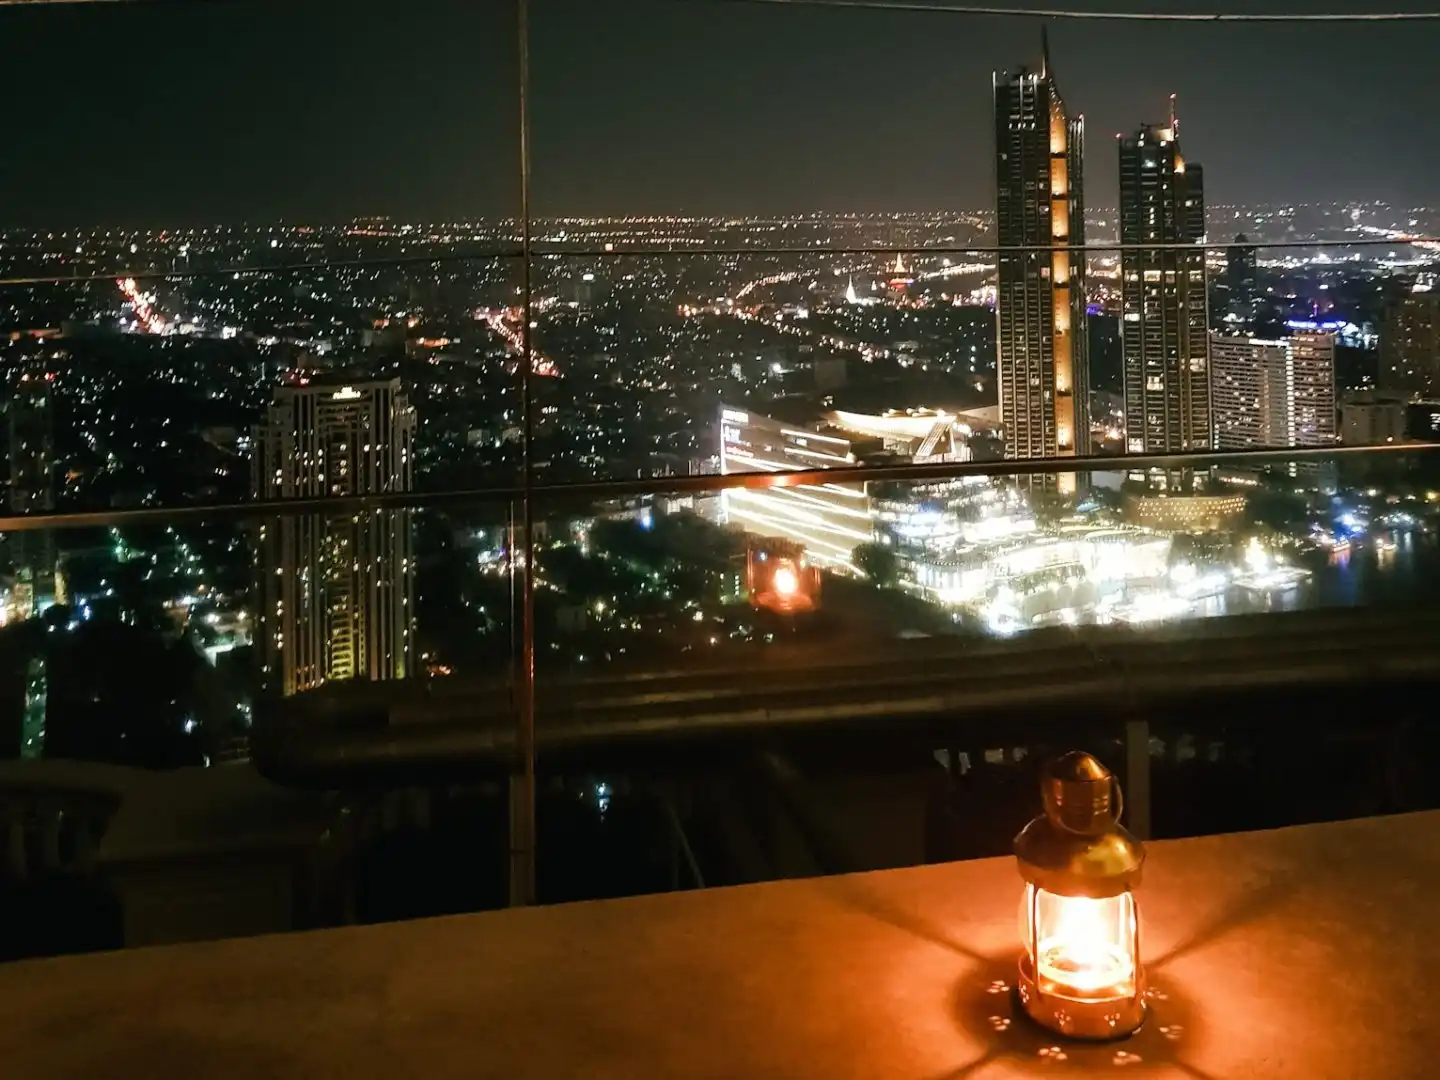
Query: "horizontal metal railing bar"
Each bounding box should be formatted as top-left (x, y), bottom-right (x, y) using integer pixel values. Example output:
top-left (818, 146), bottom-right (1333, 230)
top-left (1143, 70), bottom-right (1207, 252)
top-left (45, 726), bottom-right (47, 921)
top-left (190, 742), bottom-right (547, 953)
top-left (2, 440), bottom-right (1437, 533)
top-left (0, 249), bottom-right (526, 289)
top-left (718, 0), bottom-right (1440, 23)
top-left (5, 0), bottom-right (1440, 20)
top-left (251, 608), bottom-right (1440, 786)
top-left (537, 236), bottom-right (1440, 256)
top-left (2, 234), bottom-right (1435, 288)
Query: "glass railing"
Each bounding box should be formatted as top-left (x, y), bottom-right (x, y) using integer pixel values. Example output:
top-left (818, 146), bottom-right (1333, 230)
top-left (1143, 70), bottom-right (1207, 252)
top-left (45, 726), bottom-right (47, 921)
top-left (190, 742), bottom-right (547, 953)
top-left (3, 445), bottom-right (1439, 938)
top-left (6, 0), bottom-right (1440, 961)
top-left (7, 224), bottom-right (1440, 950)
top-left (6, 230), bottom-right (1440, 950)
top-left (531, 447), bottom-right (1440, 663)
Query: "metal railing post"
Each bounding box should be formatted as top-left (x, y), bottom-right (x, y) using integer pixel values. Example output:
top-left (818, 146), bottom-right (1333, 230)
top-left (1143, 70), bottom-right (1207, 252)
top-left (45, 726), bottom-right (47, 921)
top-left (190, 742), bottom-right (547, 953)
top-left (508, 0), bottom-right (537, 908)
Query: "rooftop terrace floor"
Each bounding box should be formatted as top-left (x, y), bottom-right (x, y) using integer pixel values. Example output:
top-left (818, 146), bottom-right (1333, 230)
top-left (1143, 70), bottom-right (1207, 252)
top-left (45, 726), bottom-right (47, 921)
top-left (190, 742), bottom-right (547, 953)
top-left (1, 811), bottom-right (1433, 1079)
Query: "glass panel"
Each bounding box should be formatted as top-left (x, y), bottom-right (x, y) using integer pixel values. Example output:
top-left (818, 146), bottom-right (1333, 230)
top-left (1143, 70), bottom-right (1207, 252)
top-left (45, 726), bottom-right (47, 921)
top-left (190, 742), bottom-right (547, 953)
top-left (1024, 885), bottom-right (1137, 1001)
top-left (530, 0), bottom-right (1029, 241)
top-left (6, 0), bottom-right (1440, 955)
top-left (0, 507), bottom-right (515, 755)
top-left (521, 449), bottom-right (1440, 886)
top-left (535, 449), bottom-right (1440, 671)
top-left (0, 502), bottom-right (515, 958)
top-left (2, 519), bottom-right (265, 770)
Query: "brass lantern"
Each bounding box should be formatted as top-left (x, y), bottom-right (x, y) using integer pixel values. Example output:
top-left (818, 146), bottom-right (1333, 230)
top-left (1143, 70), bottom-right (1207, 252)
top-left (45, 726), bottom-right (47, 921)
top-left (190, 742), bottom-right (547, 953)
top-left (1014, 751), bottom-right (1145, 1040)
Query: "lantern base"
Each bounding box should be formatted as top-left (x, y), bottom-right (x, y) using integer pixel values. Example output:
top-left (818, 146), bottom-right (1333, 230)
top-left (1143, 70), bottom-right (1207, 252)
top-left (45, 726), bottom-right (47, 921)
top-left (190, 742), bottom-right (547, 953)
top-left (1016, 955), bottom-right (1145, 1041)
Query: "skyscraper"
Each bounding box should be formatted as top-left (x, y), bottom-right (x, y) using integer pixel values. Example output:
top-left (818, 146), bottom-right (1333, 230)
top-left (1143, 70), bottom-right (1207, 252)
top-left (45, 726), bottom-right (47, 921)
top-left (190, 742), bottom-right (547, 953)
top-left (1209, 337), bottom-right (1291, 451)
top-left (1210, 332), bottom-right (1335, 450)
top-left (253, 378), bottom-right (416, 697)
top-left (1288, 331), bottom-right (1338, 448)
top-left (1379, 291), bottom-right (1440, 398)
top-left (993, 31), bottom-right (1089, 462)
top-left (1118, 102), bottom-right (1210, 454)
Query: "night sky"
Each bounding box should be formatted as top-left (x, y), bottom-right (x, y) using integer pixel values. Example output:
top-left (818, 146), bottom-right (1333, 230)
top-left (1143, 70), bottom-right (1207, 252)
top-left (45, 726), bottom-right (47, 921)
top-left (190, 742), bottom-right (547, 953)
top-left (2, 0), bottom-right (1438, 225)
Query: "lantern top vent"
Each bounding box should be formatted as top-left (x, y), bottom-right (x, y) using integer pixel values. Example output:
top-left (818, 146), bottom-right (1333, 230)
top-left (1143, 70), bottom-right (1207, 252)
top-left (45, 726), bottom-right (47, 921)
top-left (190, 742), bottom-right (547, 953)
top-left (1015, 752), bottom-right (1144, 898)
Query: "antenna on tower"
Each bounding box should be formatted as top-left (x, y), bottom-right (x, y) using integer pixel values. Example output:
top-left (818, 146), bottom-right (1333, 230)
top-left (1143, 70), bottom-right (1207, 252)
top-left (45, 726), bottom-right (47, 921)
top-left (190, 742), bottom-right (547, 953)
top-left (1169, 92), bottom-right (1178, 135)
top-left (1040, 25), bottom-right (1052, 77)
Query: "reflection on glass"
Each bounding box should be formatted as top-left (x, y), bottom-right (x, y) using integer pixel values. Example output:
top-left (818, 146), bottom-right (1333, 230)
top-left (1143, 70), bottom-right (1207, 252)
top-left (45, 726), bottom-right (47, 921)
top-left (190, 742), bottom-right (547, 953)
top-left (253, 377), bottom-right (416, 697)
top-left (535, 446), bottom-right (1440, 676)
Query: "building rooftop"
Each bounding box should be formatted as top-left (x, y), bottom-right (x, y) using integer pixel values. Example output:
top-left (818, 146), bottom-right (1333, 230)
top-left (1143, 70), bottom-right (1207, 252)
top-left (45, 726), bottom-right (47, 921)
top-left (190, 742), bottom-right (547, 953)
top-left (2, 810), bottom-right (1434, 1079)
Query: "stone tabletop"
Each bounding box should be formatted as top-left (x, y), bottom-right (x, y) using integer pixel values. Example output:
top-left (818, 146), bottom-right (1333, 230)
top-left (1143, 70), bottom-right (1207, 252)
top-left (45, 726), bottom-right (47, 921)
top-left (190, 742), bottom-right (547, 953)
top-left (1, 812), bottom-right (1435, 1079)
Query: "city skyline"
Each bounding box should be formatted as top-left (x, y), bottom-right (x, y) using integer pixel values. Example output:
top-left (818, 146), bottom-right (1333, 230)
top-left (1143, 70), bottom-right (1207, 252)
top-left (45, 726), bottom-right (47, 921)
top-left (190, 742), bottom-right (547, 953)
top-left (3, 0), bottom-right (1440, 225)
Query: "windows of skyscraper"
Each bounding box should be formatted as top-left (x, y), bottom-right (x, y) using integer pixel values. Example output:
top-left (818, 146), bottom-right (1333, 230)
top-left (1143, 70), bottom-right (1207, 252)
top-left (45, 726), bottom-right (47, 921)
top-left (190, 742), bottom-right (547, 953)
top-left (1210, 331), bottom-right (1336, 450)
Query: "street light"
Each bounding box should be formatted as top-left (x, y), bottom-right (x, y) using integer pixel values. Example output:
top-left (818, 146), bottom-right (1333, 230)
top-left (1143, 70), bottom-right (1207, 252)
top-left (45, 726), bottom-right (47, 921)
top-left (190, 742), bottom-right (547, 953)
top-left (1014, 751), bottom-right (1145, 1040)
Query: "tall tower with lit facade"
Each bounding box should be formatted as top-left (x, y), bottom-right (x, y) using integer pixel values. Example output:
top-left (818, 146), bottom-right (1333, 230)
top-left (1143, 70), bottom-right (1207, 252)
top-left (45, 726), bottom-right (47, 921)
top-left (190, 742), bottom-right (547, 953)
top-left (253, 378), bottom-right (416, 697)
top-left (1118, 101), bottom-right (1210, 453)
top-left (993, 31), bottom-right (1090, 462)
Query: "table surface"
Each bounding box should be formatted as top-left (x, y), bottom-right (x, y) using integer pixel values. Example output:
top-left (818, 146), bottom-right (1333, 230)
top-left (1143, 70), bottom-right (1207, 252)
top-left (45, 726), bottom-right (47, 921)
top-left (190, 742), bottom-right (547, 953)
top-left (1, 811), bottom-right (1436, 1079)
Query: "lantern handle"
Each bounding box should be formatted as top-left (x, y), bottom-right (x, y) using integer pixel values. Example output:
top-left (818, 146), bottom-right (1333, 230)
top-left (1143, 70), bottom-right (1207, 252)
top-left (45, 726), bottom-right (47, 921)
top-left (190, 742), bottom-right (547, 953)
top-left (1111, 776), bottom-right (1124, 825)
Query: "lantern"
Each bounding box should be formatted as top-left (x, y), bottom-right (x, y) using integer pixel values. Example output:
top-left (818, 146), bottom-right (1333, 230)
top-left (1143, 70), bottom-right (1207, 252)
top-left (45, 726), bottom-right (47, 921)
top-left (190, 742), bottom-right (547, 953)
top-left (1014, 751), bottom-right (1145, 1040)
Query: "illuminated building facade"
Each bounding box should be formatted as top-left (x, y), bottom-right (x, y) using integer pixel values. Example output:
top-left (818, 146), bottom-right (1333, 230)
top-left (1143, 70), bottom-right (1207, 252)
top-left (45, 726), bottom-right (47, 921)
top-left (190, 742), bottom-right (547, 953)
top-left (825, 409), bottom-right (978, 463)
top-left (718, 406), bottom-right (870, 571)
top-left (1288, 332), bottom-right (1337, 448)
top-left (870, 477), bottom-right (1032, 557)
top-left (993, 32), bottom-right (1089, 461)
top-left (1119, 106), bottom-right (1210, 453)
top-left (4, 370), bottom-right (61, 757)
top-left (1210, 332), bottom-right (1335, 450)
top-left (1210, 336), bottom-right (1290, 450)
top-left (1122, 492), bottom-right (1247, 532)
top-left (253, 379), bottom-right (416, 697)
top-left (910, 527), bottom-right (1171, 630)
top-left (1379, 291), bottom-right (1440, 398)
